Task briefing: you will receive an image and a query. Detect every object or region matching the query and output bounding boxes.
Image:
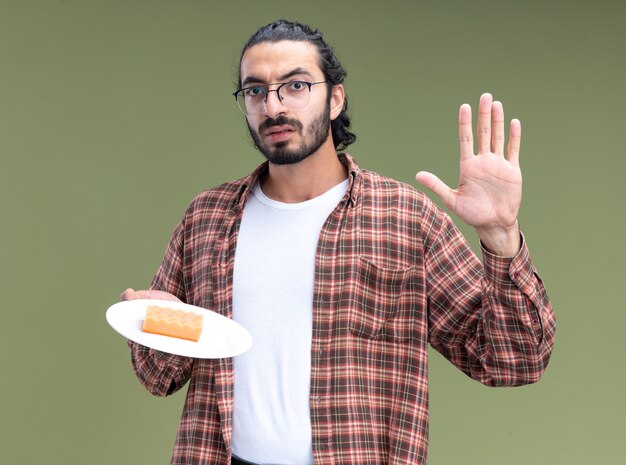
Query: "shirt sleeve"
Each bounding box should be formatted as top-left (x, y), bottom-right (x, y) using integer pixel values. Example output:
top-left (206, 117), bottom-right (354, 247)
top-left (424, 202), bottom-right (556, 387)
top-left (127, 216), bottom-right (195, 396)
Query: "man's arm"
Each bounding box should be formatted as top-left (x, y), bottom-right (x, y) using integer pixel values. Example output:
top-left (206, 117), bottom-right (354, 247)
top-left (417, 93), bottom-right (556, 385)
top-left (123, 220), bottom-right (195, 397)
top-left (423, 202), bottom-right (555, 386)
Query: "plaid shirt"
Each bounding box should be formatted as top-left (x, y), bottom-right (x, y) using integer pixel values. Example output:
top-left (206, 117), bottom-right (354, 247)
top-left (129, 153), bottom-right (556, 465)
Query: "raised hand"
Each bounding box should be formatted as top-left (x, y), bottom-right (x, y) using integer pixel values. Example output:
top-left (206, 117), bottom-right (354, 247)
top-left (415, 93), bottom-right (522, 256)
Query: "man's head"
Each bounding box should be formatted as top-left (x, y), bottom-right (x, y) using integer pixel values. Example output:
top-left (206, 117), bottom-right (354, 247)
top-left (236, 19), bottom-right (356, 165)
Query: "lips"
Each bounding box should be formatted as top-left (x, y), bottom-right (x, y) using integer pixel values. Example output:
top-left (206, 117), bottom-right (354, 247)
top-left (264, 125), bottom-right (296, 143)
top-left (264, 125), bottom-right (294, 135)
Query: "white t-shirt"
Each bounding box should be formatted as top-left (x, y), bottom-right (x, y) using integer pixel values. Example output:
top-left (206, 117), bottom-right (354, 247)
top-left (231, 179), bottom-right (349, 465)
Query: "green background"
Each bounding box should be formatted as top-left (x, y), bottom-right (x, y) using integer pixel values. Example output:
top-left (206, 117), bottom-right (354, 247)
top-left (2, 0), bottom-right (624, 463)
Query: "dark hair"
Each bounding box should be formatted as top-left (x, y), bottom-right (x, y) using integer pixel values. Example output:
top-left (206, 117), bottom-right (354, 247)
top-left (238, 19), bottom-right (356, 151)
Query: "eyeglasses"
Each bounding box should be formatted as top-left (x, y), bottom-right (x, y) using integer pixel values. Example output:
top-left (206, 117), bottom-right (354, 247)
top-left (233, 80), bottom-right (327, 116)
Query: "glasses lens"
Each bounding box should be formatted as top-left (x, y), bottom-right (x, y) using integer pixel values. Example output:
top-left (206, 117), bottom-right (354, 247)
top-left (236, 92), bottom-right (256, 115)
top-left (278, 81), bottom-right (311, 111)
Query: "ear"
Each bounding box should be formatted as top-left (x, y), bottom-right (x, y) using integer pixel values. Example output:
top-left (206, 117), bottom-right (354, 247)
top-left (329, 84), bottom-right (345, 121)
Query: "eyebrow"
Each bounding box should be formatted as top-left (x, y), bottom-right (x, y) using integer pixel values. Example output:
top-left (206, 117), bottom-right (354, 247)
top-left (241, 67), bottom-right (315, 88)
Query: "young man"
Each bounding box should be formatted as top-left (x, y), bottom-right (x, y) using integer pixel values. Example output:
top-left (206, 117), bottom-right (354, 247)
top-left (122, 19), bottom-right (556, 465)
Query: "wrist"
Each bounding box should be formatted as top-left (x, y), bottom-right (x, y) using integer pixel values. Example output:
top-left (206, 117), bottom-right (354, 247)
top-left (476, 222), bottom-right (521, 257)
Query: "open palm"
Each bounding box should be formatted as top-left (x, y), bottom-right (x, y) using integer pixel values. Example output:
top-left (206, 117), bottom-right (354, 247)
top-left (416, 93), bottom-right (522, 234)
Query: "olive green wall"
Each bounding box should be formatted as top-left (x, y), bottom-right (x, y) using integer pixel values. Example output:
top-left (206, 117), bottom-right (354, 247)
top-left (2, 0), bottom-right (624, 463)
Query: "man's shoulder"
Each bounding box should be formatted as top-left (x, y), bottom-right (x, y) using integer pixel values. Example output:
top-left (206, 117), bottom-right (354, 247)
top-left (192, 177), bottom-right (248, 205)
top-left (182, 168), bottom-right (260, 220)
top-left (359, 168), bottom-right (430, 204)
top-left (356, 167), bottom-right (449, 229)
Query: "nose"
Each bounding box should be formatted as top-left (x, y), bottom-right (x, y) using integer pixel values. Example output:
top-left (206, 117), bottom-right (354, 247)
top-left (263, 89), bottom-right (286, 118)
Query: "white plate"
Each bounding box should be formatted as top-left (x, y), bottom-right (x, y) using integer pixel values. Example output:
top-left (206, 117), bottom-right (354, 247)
top-left (106, 299), bottom-right (252, 359)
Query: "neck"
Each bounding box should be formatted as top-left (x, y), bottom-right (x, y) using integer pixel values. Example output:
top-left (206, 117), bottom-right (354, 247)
top-left (260, 139), bottom-right (347, 203)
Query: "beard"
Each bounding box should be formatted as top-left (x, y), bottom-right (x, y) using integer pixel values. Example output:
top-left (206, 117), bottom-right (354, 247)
top-left (247, 101), bottom-right (331, 165)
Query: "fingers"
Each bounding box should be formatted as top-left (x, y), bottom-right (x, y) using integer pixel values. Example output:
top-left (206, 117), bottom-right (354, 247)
top-left (507, 118), bottom-right (522, 166)
top-left (475, 94), bottom-right (517, 159)
top-left (491, 101), bottom-right (505, 155)
top-left (415, 171), bottom-right (454, 208)
top-left (120, 288), bottom-right (182, 302)
top-left (477, 93), bottom-right (493, 154)
top-left (459, 103), bottom-right (473, 161)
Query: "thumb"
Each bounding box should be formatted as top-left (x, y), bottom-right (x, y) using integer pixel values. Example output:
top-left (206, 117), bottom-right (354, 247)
top-left (415, 171), bottom-right (453, 205)
top-left (120, 288), bottom-right (135, 301)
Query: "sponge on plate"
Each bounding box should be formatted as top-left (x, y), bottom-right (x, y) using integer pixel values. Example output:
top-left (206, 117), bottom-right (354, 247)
top-left (143, 305), bottom-right (203, 342)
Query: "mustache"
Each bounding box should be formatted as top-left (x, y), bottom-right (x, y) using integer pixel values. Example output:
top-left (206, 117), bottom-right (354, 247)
top-left (258, 115), bottom-right (304, 133)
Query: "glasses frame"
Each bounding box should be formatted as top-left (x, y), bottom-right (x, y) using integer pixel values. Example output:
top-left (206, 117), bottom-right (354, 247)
top-left (232, 80), bottom-right (327, 115)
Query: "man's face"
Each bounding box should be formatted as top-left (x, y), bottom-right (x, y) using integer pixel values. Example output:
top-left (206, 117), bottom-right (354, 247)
top-left (239, 40), bottom-right (332, 165)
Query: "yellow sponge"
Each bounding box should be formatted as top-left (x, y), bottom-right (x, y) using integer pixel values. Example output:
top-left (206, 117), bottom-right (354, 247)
top-left (143, 305), bottom-right (203, 342)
